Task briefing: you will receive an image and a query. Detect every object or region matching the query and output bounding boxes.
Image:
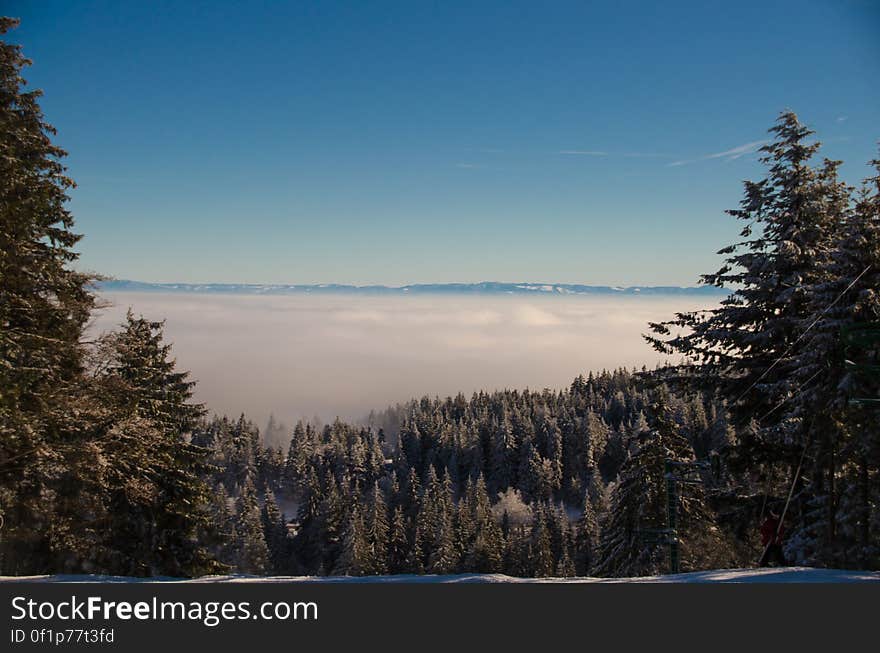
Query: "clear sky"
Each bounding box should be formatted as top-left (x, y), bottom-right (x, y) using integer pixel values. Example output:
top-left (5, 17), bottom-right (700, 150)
top-left (7, 0), bottom-right (880, 285)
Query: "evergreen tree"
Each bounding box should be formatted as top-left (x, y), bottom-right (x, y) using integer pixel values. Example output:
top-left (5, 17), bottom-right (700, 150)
top-left (261, 485), bottom-right (288, 574)
top-left (209, 483), bottom-right (235, 568)
top-left (317, 476), bottom-right (346, 571)
top-left (785, 153), bottom-right (880, 566)
top-left (388, 506), bottom-right (409, 573)
top-left (489, 416), bottom-right (515, 494)
top-left (293, 467), bottom-right (323, 573)
top-left (646, 111), bottom-right (852, 568)
top-left (334, 503), bottom-right (369, 576)
top-left (427, 474), bottom-right (458, 574)
top-left (529, 508), bottom-right (554, 577)
top-left (0, 17), bottom-right (102, 574)
top-left (596, 399), bottom-right (725, 577)
top-left (647, 112), bottom-right (843, 426)
top-left (405, 518), bottom-right (425, 574)
top-left (282, 422), bottom-right (309, 496)
top-left (97, 312), bottom-right (218, 577)
top-left (575, 493), bottom-right (600, 575)
top-left (365, 482), bottom-right (389, 574)
top-left (556, 538), bottom-right (576, 577)
top-left (233, 476), bottom-right (269, 574)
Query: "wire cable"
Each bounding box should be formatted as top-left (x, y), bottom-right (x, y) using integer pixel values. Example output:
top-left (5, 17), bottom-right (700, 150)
top-left (732, 264), bottom-right (872, 407)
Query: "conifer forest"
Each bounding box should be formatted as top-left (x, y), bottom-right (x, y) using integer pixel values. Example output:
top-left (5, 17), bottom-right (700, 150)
top-left (2, 16), bottom-right (879, 579)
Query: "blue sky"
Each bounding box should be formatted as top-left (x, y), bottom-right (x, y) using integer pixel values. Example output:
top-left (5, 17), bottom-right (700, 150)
top-left (7, 0), bottom-right (880, 285)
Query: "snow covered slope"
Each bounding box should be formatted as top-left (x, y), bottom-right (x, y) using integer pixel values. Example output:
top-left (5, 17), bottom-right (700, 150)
top-left (3, 567), bottom-right (879, 583)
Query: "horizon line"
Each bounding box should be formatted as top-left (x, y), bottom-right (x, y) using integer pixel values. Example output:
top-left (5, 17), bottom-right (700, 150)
top-left (96, 279), bottom-right (727, 295)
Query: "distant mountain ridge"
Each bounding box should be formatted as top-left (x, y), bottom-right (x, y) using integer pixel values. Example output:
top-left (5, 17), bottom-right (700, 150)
top-left (99, 280), bottom-right (727, 296)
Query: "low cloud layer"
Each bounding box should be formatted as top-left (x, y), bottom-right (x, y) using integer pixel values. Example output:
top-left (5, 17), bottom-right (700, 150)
top-left (92, 293), bottom-right (717, 426)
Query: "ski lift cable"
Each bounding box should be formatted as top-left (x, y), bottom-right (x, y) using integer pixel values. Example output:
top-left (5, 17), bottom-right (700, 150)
top-left (753, 368), bottom-right (823, 425)
top-left (731, 363), bottom-right (824, 434)
top-left (752, 369), bottom-right (820, 521)
top-left (732, 265), bottom-right (871, 538)
top-left (737, 362), bottom-right (822, 542)
top-left (732, 264), bottom-right (872, 408)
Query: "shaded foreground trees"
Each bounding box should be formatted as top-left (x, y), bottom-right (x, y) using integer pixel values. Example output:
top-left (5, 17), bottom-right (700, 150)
top-left (648, 111), bottom-right (880, 569)
top-left (1, 15), bottom-right (100, 574)
top-left (0, 19), bottom-right (218, 577)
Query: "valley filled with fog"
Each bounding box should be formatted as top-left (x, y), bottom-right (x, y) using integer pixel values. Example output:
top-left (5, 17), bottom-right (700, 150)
top-left (92, 292), bottom-right (718, 425)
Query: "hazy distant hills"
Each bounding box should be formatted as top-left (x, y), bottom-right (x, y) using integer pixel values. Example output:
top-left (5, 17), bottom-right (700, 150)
top-left (99, 280), bottom-right (727, 296)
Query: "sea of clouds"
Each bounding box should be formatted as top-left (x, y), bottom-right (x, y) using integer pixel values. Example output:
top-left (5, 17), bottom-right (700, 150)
top-left (92, 292), bottom-right (717, 426)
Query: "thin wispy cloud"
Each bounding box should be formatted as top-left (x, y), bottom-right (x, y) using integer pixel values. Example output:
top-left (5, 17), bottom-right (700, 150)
top-left (621, 152), bottom-right (676, 159)
top-left (836, 115), bottom-right (848, 123)
top-left (705, 140), bottom-right (768, 160)
top-left (667, 139), bottom-right (767, 167)
top-left (558, 150), bottom-right (607, 156)
top-left (559, 150), bottom-right (677, 160)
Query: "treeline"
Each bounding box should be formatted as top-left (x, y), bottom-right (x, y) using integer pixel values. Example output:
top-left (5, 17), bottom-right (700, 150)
top-left (192, 374), bottom-right (738, 577)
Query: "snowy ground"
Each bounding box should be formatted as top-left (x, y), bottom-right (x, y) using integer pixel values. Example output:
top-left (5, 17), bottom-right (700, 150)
top-left (3, 567), bottom-right (879, 583)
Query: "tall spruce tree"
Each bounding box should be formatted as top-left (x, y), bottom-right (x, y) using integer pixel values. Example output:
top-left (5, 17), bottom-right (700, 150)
top-left (0, 17), bottom-right (103, 574)
top-left (261, 485), bottom-right (288, 574)
top-left (646, 111), bottom-right (849, 565)
top-left (646, 112), bottom-right (842, 421)
top-left (783, 153), bottom-right (880, 566)
top-left (233, 476), bottom-right (269, 574)
top-left (529, 508), bottom-right (554, 577)
top-left (575, 493), bottom-right (600, 575)
top-left (97, 312), bottom-right (218, 576)
top-left (364, 481), bottom-right (389, 574)
top-left (334, 502), bottom-right (369, 576)
top-left (388, 505), bottom-right (409, 573)
top-left (596, 398), bottom-right (725, 577)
